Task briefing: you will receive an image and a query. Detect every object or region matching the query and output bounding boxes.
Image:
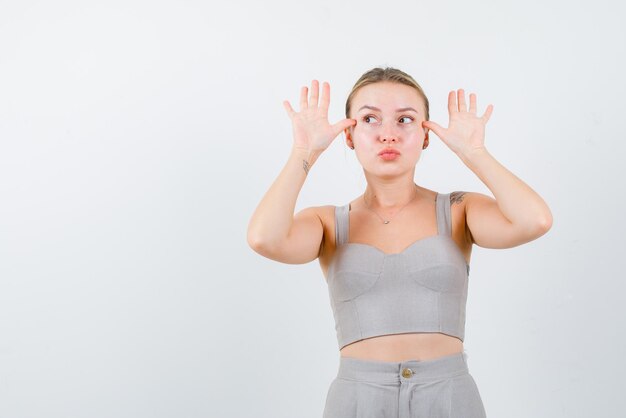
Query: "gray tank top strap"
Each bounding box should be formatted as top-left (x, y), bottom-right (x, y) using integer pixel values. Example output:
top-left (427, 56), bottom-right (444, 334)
top-left (436, 192), bottom-right (452, 236)
top-left (334, 204), bottom-right (350, 246)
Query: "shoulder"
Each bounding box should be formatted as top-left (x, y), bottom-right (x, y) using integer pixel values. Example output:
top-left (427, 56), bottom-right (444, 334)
top-left (447, 191), bottom-right (496, 244)
top-left (295, 205), bottom-right (337, 237)
top-left (297, 200), bottom-right (357, 229)
top-left (448, 191), bottom-right (499, 226)
top-left (446, 190), bottom-right (496, 219)
top-left (449, 190), bottom-right (469, 205)
top-left (299, 205), bottom-right (343, 264)
top-left (294, 204), bottom-right (335, 225)
top-left (446, 191), bottom-right (487, 247)
top-left (300, 204), bottom-right (341, 217)
top-left (449, 190), bottom-right (493, 206)
top-left (447, 190), bottom-right (493, 206)
top-left (445, 191), bottom-right (470, 226)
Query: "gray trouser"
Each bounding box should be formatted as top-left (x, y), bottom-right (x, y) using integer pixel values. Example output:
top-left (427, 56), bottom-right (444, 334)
top-left (322, 351), bottom-right (486, 418)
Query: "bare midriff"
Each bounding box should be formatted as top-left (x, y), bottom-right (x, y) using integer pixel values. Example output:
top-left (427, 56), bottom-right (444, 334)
top-left (339, 332), bottom-right (463, 362)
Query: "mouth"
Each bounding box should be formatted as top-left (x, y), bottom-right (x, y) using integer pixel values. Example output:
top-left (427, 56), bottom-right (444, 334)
top-left (378, 148), bottom-right (400, 160)
top-left (378, 148), bottom-right (400, 155)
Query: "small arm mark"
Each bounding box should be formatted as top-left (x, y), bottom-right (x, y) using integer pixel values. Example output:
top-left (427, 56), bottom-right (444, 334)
top-left (450, 191), bottom-right (466, 205)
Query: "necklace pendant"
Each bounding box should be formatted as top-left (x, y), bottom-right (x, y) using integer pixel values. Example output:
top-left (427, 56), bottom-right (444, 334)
top-left (383, 220), bottom-right (390, 224)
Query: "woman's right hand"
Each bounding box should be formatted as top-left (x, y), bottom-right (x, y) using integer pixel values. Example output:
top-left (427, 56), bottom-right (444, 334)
top-left (283, 80), bottom-right (356, 153)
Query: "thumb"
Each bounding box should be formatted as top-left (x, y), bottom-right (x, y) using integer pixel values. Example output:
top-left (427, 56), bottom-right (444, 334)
top-left (283, 100), bottom-right (295, 118)
top-left (422, 120), bottom-right (445, 139)
top-left (332, 118), bottom-right (356, 136)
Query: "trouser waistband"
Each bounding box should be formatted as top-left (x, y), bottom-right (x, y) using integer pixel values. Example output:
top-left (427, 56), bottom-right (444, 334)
top-left (336, 351), bottom-right (469, 384)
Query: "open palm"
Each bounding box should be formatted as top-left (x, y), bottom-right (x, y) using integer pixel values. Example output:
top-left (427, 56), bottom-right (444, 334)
top-left (283, 80), bottom-right (355, 152)
top-left (423, 89), bottom-right (493, 157)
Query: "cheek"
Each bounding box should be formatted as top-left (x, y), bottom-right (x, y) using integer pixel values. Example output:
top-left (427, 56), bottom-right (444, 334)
top-left (352, 123), bottom-right (378, 135)
top-left (403, 127), bottom-right (426, 144)
top-left (351, 126), bottom-right (377, 144)
top-left (402, 123), bottom-right (424, 134)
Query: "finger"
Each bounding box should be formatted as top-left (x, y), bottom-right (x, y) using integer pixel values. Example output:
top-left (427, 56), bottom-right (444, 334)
top-left (319, 81), bottom-right (330, 110)
top-left (458, 89), bottom-right (467, 112)
top-left (299, 86), bottom-right (308, 109)
top-left (332, 118), bottom-right (357, 136)
top-left (309, 80), bottom-right (319, 107)
top-left (447, 91), bottom-right (457, 114)
top-left (481, 104), bottom-right (494, 123)
top-left (469, 93), bottom-right (477, 114)
top-left (283, 100), bottom-right (295, 118)
top-left (422, 120), bottom-right (445, 139)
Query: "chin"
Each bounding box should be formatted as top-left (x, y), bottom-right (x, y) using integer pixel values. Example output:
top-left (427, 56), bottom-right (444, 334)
top-left (364, 166), bottom-right (411, 178)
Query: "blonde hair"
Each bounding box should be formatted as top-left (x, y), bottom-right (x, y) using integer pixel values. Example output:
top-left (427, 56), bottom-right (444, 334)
top-left (345, 67), bottom-right (429, 121)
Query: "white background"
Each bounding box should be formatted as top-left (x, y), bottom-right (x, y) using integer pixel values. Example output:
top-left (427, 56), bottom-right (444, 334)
top-left (1, 1), bottom-right (624, 417)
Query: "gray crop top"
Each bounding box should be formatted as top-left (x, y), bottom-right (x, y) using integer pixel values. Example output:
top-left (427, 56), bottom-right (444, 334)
top-left (326, 192), bottom-right (470, 350)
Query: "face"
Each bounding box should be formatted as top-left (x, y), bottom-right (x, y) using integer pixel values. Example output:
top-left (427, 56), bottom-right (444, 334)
top-left (345, 82), bottom-right (429, 178)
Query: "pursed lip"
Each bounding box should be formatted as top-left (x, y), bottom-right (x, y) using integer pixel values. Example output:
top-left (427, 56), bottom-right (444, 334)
top-left (378, 148), bottom-right (400, 156)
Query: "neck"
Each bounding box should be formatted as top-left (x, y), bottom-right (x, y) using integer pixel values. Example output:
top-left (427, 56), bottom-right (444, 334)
top-left (363, 178), bottom-right (420, 210)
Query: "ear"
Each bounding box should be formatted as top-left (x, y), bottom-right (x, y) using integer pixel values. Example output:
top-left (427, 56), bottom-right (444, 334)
top-left (344, 127), bottom-right (353, 146)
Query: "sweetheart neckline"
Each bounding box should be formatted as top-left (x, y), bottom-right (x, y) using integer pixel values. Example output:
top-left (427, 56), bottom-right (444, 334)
top-left (331, 234), bottom-right (471, 270)
top-left (342, 192), bottom-right (441, 257)
top-left (344, 233), bottom-right (442, 256)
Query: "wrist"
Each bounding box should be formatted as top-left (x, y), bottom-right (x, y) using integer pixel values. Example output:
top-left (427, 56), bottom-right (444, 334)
top-left (290, 146), bottom-right (323, 173)
top-left (457, 146), bottom-right (490, 166)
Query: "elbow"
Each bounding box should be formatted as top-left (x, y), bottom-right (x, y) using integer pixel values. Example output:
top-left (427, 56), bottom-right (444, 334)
top-left (539, 199), bottom-right (553, 230)
top-left (247, 230), bottom-right (280, 255)
top-left (516, 212), bottom-right (553, 244)
top-left (247, 234), bottom-right (261, 251)
top-left (531, 211), bottom-right (553, 238)
top-left (247, 221), bottom-right (269, 252)
top-left (540, 214), bottom-right (553, 233)
top-left (539, 206), bottom-right (554, 232)
top-left (247, 231), bottom-right (268, 253)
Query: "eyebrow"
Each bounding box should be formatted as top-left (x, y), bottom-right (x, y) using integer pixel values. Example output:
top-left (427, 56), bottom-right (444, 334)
top-left (357, 105), bottom-right (419, 113)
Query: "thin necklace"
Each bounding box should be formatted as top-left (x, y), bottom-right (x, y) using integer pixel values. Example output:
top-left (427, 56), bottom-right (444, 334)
top-left (363, 184), bottom-right (419, 224)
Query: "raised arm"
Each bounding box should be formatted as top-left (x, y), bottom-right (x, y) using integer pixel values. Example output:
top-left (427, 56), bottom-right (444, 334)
top-left (246, 80), bottom-right (356, 263)
top-left (423, 89), bottom-right (553, 249)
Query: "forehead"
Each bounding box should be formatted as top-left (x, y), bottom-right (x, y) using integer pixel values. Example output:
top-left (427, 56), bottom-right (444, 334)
top-left (352, 81), bottom-right (425, 112)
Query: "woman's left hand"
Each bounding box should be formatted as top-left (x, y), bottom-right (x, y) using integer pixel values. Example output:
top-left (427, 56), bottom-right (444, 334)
top-left (422, 89), bottom-right (493, 158)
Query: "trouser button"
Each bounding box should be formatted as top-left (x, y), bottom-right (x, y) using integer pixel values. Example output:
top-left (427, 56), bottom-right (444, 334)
top-left (401, 367), bottom-right (414, 378)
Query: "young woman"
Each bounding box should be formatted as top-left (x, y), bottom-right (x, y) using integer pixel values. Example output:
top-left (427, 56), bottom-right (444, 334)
top-left (247, 67), bottom-right (552, 417)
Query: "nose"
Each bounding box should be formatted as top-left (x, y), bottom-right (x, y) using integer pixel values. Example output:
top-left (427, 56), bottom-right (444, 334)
top-left (379, 121), bottom-right (399, 143)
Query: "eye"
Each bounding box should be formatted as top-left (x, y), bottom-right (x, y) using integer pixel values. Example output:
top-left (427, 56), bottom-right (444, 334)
top-left (363, 115), bottom-right (379, 124)
top-left (399, 116), bottom-right (414, 124)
